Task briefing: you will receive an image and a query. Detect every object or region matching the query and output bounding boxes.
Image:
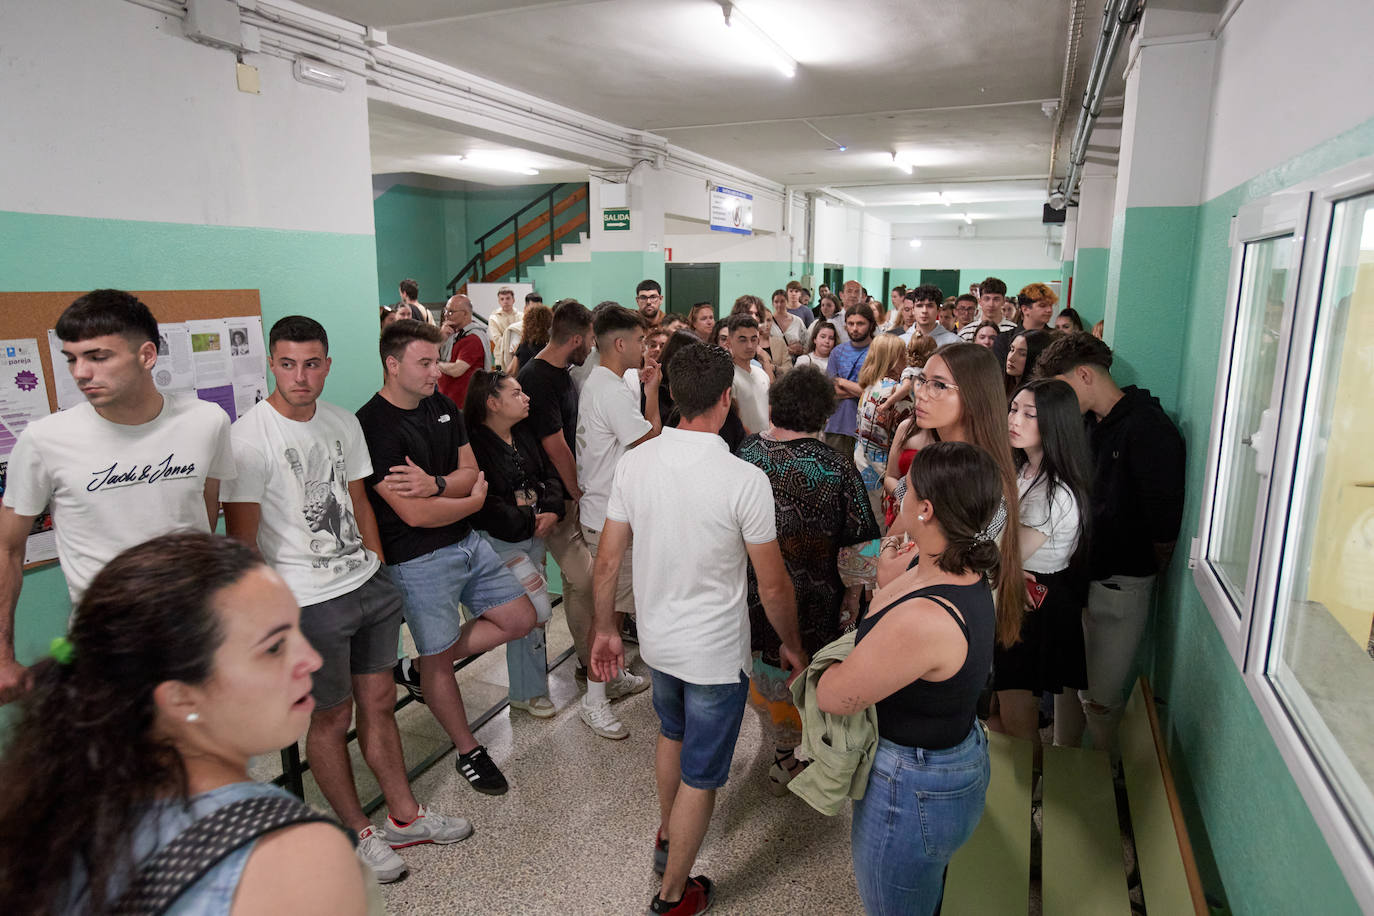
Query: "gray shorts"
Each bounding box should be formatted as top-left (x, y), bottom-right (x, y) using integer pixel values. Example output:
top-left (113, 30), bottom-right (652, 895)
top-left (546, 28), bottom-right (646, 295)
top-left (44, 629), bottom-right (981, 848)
top-left (299, 569), bottom-right (404, 709)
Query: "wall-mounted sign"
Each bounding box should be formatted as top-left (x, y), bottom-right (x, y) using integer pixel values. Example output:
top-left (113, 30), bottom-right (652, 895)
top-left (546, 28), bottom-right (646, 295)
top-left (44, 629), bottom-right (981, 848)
top-left (603, 208), bottom-right (631, 231)
top-left (709, 186), bottom-right (753, 235)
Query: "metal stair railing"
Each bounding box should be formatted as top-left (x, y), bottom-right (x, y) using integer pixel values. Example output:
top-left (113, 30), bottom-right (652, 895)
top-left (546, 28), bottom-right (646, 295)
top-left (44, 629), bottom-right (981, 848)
top-left (445, 183), bottom-right (589, 294)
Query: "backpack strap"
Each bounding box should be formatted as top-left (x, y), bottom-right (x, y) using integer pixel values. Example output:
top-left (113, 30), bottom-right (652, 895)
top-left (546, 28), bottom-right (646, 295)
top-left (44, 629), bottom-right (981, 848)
top-left (111, 794), bottom-right (343, 916)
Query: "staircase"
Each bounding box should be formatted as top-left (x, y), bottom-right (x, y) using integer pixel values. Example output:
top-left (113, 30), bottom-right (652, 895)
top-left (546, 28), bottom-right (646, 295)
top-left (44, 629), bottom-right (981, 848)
top-left (446, 183), bottom-right (590, 294)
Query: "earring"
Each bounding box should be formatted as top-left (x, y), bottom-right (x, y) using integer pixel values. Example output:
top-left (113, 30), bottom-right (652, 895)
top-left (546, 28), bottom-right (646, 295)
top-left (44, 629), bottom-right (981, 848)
top-left (917, 514), bottom-right (926, 521)
top-left (186, 712), bottom-right (200, 723)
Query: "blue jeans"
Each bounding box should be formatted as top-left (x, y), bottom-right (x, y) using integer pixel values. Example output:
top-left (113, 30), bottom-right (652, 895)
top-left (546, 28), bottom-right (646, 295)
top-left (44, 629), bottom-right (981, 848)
top-left (650, 668), bottom-right (750, 790)
top-left (478, 533), bottom-right (552, 704)
top-left (388, 532), bottom-right (527, 657)
top-left (851, 723), bottom-right (990, 916)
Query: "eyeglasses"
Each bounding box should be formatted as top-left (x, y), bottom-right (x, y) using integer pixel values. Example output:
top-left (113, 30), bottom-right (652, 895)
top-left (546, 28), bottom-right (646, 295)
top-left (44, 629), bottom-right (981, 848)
top-left (912, 375), bottom-right (959, 399)
top-left (636, 293), bottom-right (662, 302)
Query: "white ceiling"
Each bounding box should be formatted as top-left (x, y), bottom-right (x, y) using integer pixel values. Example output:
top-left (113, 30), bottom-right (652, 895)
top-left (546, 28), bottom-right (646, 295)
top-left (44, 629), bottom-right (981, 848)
top-left (313, 0), bottom-right (1151, 223)
top-left (369, 102), bottom-right (592, 184)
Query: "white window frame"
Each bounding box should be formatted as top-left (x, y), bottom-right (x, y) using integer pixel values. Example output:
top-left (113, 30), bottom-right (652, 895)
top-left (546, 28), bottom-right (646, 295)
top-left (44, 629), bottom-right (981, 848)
top-left (1192, 155), bottom-right (1374, 911)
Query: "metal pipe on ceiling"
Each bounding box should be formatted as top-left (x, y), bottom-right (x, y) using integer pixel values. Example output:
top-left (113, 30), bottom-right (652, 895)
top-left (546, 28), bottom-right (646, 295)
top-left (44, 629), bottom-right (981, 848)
top-left (1047, 0), bottom-right (1087, 196)
top-left (1050, 0), bottom-right (1144, 208)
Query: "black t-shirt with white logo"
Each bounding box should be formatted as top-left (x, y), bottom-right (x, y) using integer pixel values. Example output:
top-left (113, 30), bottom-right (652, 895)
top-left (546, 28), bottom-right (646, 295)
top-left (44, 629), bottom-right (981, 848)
top-left (356, 392), bottom-right (470, 564)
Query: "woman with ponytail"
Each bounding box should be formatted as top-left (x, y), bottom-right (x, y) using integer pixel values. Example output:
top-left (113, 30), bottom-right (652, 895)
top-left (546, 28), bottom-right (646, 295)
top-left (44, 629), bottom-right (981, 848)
top-left (817, 442), bottom-right (1009, 915)
top-left (0, 533), bottom-right (369, 915)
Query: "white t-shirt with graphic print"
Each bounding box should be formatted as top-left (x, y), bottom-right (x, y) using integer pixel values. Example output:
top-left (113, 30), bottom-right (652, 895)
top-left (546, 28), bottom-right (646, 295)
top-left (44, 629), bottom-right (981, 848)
top-left (3, 396), bottom-right (234, 603)
top-left (221, 400), bottom-right (379, 607)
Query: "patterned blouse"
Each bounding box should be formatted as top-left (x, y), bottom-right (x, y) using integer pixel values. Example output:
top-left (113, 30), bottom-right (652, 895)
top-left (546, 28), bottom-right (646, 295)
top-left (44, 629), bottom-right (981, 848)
top-left (736, 433), bottom-right (881, 664)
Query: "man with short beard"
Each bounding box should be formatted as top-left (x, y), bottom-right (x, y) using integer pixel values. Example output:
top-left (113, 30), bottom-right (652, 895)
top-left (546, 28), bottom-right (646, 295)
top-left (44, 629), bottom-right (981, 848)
top-left (635, 279), bottom-right (664, 327)
top-left (822, 302), bottom-right (876, 457)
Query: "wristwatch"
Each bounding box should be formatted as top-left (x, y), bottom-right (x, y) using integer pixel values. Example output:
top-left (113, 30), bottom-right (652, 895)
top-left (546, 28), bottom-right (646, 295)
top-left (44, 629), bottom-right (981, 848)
top-left (433, 474), bottom-right (446, 496)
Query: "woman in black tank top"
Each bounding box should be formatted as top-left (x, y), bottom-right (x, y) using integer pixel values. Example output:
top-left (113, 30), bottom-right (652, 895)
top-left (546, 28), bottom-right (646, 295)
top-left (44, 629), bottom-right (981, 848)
top-left (816, 442), bottom-right (1017, 916)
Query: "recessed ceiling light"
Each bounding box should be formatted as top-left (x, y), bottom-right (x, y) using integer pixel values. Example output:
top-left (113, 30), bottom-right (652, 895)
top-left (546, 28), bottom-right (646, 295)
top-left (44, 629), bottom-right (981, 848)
top-left (909, 239), bottom-right (922, 248)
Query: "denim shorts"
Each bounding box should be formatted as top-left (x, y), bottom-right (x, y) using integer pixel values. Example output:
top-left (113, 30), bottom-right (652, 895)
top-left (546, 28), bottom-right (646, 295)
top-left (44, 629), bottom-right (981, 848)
top-left (851, 723), bottom-right (990, 916)
top-left (388, 530), bottom-right (528, 657)
top-left (299, 569), bottom-right (404, 709)
top-left (650, 667), bottom-right (750, 791)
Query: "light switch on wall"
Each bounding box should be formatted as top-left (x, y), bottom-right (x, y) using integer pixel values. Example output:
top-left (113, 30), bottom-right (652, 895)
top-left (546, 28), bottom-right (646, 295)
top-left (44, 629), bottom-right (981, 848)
top-left (236, 62), bottom-right (260, 94)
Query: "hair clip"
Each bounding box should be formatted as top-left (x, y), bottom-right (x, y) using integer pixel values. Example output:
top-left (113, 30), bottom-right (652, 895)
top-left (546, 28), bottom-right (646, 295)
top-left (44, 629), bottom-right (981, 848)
top-left (49, 636), bottom-right (75, 666)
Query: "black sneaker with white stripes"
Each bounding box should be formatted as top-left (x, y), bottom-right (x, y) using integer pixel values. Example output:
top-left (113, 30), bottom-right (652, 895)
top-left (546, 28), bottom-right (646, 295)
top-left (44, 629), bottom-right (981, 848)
top-left (393, 657), bottom-right (425, 705)
top-left (456, 745), bottom-right (508, 795)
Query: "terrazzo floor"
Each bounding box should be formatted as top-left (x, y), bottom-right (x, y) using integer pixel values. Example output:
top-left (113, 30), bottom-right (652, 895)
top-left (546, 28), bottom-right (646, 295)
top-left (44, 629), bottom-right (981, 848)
top-left (250, 607), bottom-right (863, 915)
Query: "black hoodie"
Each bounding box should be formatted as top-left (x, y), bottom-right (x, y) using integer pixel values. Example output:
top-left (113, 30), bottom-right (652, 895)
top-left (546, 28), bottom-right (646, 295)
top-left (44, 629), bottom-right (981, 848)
top-left (1086, 386), bottom-right (1186, 579)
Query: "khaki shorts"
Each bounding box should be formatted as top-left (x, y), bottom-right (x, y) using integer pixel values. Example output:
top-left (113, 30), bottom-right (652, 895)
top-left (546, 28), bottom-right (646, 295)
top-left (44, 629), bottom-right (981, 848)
top-left (581, 524), bottom-right (635, 617)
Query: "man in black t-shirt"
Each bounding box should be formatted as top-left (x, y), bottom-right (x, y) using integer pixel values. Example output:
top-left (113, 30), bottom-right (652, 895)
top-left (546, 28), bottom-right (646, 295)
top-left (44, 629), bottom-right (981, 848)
top-left (515, 300), bottom-right (600, 685)
top-left (357, 319), bottom-right (536, 796)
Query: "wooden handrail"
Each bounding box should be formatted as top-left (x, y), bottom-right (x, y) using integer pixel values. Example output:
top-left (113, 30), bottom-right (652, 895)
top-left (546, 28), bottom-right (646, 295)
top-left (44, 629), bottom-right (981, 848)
top-left (482, 212), bottom-right (588, 282)
top-left (1140, 678), bottom-right (1209, 916)
top-left (484, 185), bottom-right (588, 264)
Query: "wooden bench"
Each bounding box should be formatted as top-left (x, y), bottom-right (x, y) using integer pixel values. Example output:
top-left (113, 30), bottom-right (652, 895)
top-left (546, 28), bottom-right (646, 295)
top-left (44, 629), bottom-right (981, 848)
top-left (944, 678), bottom-right (1207, 914)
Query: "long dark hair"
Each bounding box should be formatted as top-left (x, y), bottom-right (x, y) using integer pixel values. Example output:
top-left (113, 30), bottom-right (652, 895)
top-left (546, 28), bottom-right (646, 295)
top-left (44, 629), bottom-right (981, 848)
top-left (908, 441), bottom-right (1019, 642)
top-left (1005, 329), bottom-right (1056, 398)
top-left (1011, 378), bottom-right (1092, 570)
top-left (0, 534), bottom-right (263, 914)
top-left (927, 343), bottom-right (1024, 644)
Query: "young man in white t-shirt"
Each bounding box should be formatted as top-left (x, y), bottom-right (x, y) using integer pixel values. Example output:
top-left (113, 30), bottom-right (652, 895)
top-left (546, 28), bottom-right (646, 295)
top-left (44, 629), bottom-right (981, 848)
top-left (590, 341), bottom-right (806, 916)
top-left (487, 286), bottom-right (519, 369)
top-left (574, 304), bottom-right (659, 739)
top-left (222, 317), bottom-right (471, 883)
top-left (0, 290), bottom-right (234, 701)
top-left (725, 314), bottom-right (770, 435)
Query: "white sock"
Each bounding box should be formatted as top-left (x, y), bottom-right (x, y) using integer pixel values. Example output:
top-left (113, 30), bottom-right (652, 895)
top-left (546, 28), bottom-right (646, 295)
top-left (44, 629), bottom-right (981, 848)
top-left (586, 679), bottom-right (607, 704)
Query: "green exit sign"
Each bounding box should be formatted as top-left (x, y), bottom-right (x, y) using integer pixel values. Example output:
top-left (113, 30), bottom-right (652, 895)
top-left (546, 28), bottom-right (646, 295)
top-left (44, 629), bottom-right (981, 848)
top-left (603, 208), bottom-right (631, 231)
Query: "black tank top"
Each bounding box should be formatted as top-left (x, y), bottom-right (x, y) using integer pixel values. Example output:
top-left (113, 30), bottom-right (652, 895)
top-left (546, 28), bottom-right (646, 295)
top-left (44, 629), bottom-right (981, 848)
top-left (855, 581), bottom-right (994, 750)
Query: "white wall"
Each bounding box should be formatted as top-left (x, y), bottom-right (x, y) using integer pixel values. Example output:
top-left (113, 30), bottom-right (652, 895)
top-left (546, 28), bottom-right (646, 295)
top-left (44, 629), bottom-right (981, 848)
top-left (813, 199), bottom-right (891, 267)
top-left (1203, 0), bottom-right (1374, 198)
top-left (0, 0), bottom-right (375, 235)
top-left (890, 219), bottom-right (1060, 269)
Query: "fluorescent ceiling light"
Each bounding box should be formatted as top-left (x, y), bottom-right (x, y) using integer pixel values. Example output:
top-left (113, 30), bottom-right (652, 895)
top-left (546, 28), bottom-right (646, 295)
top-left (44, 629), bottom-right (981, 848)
top-left (449, 152), bottom-right (539, 176)
top-left (892, 153), bottom-right (913, 175)
top-left (721, 2), bottom-right (797, 78)
top-left (962, 213), bottom-right (974, 225)
top-left (909, 239), bottom-right (922, 248)
top-left (293, 58), bottom-right (346, 92)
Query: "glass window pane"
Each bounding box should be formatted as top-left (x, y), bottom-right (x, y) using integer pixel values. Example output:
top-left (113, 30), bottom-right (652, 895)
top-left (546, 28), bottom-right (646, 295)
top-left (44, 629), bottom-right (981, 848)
top-left (1271, 192), bottom-right (1374, 847)
top-left (1208, 234), bottom-right (1293, 606)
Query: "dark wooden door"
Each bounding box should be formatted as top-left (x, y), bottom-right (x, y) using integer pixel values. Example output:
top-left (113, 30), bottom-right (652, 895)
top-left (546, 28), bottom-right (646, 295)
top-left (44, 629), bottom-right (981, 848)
top-left (665, 262), bottom-right (721, 315)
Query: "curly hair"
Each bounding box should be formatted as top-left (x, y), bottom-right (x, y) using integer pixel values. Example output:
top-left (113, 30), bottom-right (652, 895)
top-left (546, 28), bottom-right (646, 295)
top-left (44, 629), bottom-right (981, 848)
top-left (768, 365), bottom-right (835, 433)
top-left (1034, 331), bottom-right (1113, 378)
top-left (519, 302), bottom-right (553, 352)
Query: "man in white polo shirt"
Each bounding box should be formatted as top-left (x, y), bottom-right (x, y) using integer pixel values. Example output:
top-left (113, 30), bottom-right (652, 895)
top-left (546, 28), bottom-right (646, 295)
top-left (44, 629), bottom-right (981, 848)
top-left (590, 341), bottom-right (806, 916)
top-left (0, 290), bottom-right (234, 700)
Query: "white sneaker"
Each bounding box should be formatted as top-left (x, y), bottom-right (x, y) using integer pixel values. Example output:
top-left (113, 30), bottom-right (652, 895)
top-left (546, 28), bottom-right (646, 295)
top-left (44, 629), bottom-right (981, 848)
top-left (580, 696), bottom-right (629, 739)
top-left (509, 695), bottom-right (556, 718)
top-left (605, 669), bottom-right (649, 700)
top-left (380, 804), bottom-right (474, 848)
top-left (357, 825), bottom-right (408, 884)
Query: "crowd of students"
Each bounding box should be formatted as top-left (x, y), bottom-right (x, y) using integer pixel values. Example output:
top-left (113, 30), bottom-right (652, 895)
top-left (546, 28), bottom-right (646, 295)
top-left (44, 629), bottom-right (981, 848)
top-left (0, 275), bottom-right (1184, 915)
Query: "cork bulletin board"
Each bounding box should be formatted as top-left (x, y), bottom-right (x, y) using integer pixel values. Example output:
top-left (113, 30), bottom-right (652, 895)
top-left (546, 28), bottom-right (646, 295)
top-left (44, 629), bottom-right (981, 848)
top-left (0, 289), bottom-right (263, 569)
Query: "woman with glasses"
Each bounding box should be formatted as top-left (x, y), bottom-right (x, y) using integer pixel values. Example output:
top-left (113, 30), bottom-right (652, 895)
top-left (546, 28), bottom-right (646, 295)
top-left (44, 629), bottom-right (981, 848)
top-left (890, 344), bottom-right (1024, 621)
top-left (464, 371), bottom-right (564, 718)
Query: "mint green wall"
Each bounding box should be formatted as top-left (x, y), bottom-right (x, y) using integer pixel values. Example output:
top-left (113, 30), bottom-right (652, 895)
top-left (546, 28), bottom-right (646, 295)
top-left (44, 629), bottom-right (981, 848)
top-left (525, 251), bottom-right (665, 308)
top-left (1069, 248), bottom-right (1110, 329)
top-left (718, 262), bottom-right (800, 313)
top-left (373, 186), bottom-right (459, 306)
top-left (1116, 118), bottom-right (1374, 915)
top-left (373, 183), bottom-right (561, 304)
top-left (0, 209), bottom-right (380, 684)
